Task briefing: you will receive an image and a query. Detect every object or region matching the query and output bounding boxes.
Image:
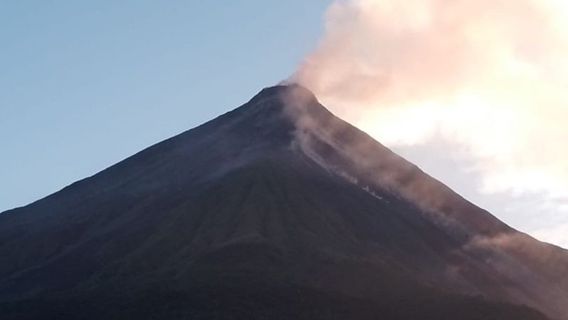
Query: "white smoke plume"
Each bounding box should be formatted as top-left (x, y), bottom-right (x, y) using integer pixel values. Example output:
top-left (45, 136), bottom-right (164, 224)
top-left (294, 0), bottom-right (568, 248)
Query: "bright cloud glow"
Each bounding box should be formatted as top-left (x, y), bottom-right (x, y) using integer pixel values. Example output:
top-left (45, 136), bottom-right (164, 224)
top-left (295, 0), bottom-right (568, 248)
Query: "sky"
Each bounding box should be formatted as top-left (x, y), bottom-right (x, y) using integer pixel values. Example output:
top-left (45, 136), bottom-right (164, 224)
top-left (0, 0), bottom-right (331, 210)
top-left (2, 1), bottom-right (567, 249)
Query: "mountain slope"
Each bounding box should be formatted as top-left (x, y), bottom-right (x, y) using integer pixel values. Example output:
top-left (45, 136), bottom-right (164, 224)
top-left (0, 85), bottom-right (566, 319)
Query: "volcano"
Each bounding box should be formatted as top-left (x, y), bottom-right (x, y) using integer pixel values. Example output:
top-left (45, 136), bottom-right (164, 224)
top-left (1, 85), bottom-right (567, 319)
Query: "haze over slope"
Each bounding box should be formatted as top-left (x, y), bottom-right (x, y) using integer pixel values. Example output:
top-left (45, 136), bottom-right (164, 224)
top-left (0, 85), bottom-right (566, 319)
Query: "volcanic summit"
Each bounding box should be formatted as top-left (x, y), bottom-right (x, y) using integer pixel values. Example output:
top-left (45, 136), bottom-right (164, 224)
top-left (1, 85), bottom-right (567, 319)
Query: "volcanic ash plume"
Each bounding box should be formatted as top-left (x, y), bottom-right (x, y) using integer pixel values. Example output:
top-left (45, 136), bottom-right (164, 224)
top-left (293, 0), bottom-right (568, 247)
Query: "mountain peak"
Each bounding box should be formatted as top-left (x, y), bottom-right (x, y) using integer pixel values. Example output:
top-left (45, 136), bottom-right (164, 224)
top-left (244, 84), bottom-right (323, 120)
top-left (1, 84), bottom-right (567, 320)
top-left (249, 83), bottom-right (318, 106)
top-left (211, 83), bottom-right (332, 150)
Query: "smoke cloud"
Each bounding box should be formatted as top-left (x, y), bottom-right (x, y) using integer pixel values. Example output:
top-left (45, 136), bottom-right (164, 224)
top-left (294, 0), bottom-right (568, 247)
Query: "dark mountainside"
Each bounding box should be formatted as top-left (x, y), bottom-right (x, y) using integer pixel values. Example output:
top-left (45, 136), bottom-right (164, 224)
top-left (1, 85), bottom-right (567, 320)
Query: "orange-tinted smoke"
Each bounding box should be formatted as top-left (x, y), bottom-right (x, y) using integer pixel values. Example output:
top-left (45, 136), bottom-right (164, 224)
top-left (294, 0), bottom-right (568, 200)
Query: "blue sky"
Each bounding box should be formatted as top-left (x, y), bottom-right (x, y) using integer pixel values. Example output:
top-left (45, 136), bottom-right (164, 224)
top-left (0, 1), bottom-right (331, 211)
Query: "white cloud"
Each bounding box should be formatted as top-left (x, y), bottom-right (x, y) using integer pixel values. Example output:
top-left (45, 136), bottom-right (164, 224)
top-left (295, 0), bottom-right (568, 248)
top-left (532, 223), bottom-right (568, 249)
